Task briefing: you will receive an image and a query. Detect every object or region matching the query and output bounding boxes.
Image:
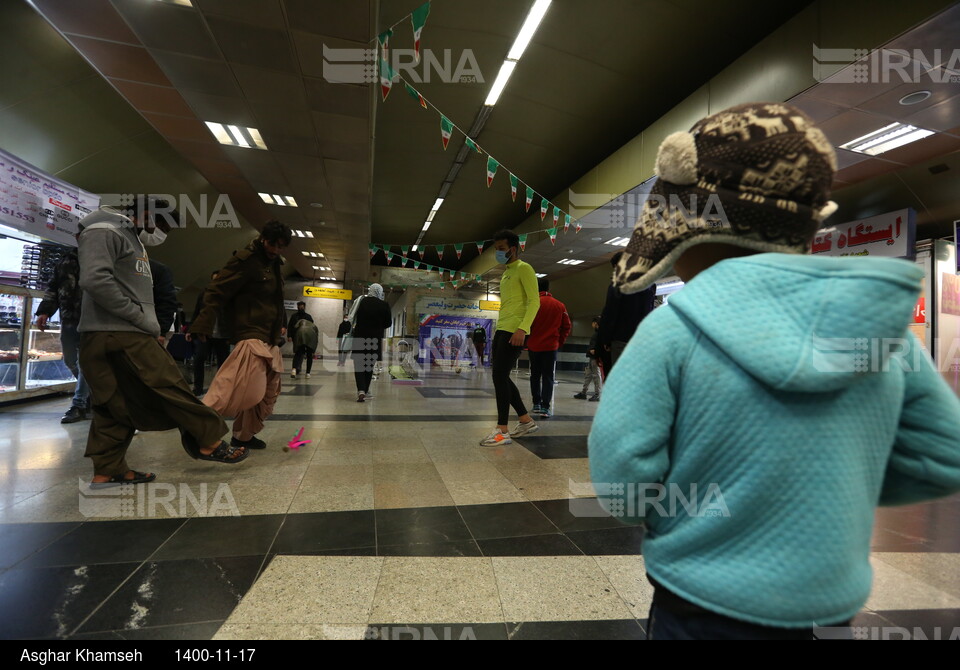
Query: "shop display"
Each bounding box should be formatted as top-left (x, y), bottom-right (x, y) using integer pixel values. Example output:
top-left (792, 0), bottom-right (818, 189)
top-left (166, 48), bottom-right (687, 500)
top-left (0, 286), bottom-right (75, 397)
top-left (20, 242), bottom-right (69, 292)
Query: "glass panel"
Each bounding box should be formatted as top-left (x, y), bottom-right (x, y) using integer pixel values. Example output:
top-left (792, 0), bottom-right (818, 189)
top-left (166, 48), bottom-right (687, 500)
top-left (26, 324), bottom-right (73, 388)
top-left (0, 293), bottom-right (23, 391)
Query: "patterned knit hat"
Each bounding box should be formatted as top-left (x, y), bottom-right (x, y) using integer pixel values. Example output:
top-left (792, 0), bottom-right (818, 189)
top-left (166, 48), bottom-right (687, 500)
top-left (614, 102), bottom-right (838, 294)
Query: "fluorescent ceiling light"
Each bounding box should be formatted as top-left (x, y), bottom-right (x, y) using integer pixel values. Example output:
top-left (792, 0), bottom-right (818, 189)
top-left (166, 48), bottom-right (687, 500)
top-left (557, 258), bottom-right (584, 265)
top-left (840, 122), bottom-right (934, 156)
top-left (157, 0), bottom-right (194, 6)
top-left (293, 230), bottom-right (305, 238)
top-left (536, 273), bottom-right (547, 278)
top-left (228, 125), bottom-right (249, 148)
top-left (432, 198), bottom-right (444, 211)
top-left (426, 210), bottom-right (438, 222)
top-left (258, 193), bottom-right (273, 204)
top-left (484, 60), bottom-right (517, 106)
top-left (412, 244), bottom-right (419, 252)
top-left (507, 0), bottom-right (552, 61)
top-left (272, 195), bottom-right (285, 206)
top-left (605, 237), bottom-right (630, 246)
top-left (285, 196), bottom-right (298, 207)
top-left (205, 122), bottom-right (268, 150)
top-left (421, 221), bottom-right (431, 232)
top-left (305, 231), bottom-right (314, 238)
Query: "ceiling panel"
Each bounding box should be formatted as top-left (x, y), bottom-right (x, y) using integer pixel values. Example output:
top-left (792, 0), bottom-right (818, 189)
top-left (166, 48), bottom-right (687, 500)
top-left (304, 77), bottom-right (369, 117)
top-left (290, 31), bottom-right (371, 80)
top-left (179, 89), bottom-right (256, 127)
top-left (283, 0), bottom-right (370, 41)
top-left (313, 112), bottom-right (370, 144)
top-left (195, 0), bottom-right (286, 29)
top-left (109, 79), bottom-right (195, 118)
top-left (143, 112), bottom-right (216, 144)
top-left (149, 49), bottom-right (242, 97)
top-left (31, 0), bottom-right (139, 43)
top-left (857, 79), bottom-right (960, 120)
top-left (205, 15), bottom-right (296, 73)
top-left (904, 95), bottom-right (960, 133)
top-left (232, 63), bottom-right (308, 106)
top-left (111, 0), bottom-right (221, 60)
top-left (67, 35), bottom-right (171, 85)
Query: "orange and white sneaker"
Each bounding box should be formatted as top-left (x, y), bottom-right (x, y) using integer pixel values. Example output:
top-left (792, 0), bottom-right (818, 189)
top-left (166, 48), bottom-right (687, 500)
top-left (479, 430), bottom-right (512, 446)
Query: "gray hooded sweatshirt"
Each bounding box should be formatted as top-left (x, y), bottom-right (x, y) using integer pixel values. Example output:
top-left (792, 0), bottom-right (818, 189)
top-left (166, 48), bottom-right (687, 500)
top-left (77, 207), bottom-right (160, 337)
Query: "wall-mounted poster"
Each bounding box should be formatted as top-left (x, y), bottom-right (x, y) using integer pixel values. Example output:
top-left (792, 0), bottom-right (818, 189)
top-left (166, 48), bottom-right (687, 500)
top-left (418, 314), bottom-right (493, 368)
top-left (0, 148), bottom-right (99, 247)
top-left (941, 273), bottom-right (960, 317)
top-left (811, 208), bottom-right (915, 259)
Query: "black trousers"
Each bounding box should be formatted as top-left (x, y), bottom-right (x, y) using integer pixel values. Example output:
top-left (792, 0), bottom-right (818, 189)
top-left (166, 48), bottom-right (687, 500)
top-left (528, 349), bottom-right (557, 409)
top-left (193, 337), bottom-right (229, 392)
top-left (491, 330), bottom-right (527, 426)
top-left (293, 346), bottom-right (315, 373)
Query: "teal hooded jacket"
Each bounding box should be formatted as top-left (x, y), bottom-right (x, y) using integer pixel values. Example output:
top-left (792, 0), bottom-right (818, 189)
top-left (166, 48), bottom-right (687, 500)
top-left (588, 253), bottom-right (960, 628)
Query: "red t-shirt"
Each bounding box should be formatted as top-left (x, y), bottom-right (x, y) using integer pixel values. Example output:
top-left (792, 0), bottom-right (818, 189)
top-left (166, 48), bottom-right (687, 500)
top-left (527, 292), bottom-right (572, 352)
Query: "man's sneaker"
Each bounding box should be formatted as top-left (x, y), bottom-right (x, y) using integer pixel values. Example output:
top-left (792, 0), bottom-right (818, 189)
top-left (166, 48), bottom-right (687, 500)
top-left (290, 371), bottom-right (297, 379)
top-left (305, 373), bottom-right (311, 378)
top-left (573, 392), bottom-right (587, 399)
top-left (357, 392), bottom-right (365, 403)
top-left (363, 392), bottom-right (374, 399)
top-left (589, 395), bottom-right (600, 402)
top-left (231, 435), bottom-right (267, 450)
top-left (509, 420), bottom-right (539, 438)
top-left (61, 406), bottom-right (88, 424)
top-left (538, 407), bottom-right (552, 418)
top-left (531, 404), bottom-right (542, 415)
top-left (480, 430), bottom-right (512, 446)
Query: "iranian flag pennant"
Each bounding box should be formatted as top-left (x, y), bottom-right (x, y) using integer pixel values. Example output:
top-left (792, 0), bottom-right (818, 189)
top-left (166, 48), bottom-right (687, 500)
top-left (564, 214), bottom-right (571, 233)
top-left (440, 115), bottom-right (453, 150)
top-left (404, 83), bottom-right (427, 109)
top-left (400, 245), bottom-right (410, 255)
top-left (575, 221), bottom-right (583, 233)
top-left (465, 137), bottom-right (480, 153)
top-left (540, 198), bottom-right (549, 220)
top-left (548, 227), bottom-right (558, 245)
top-left (486, 156), bottom-right (499, 188)
top-left (475, 274), bottom-right (481, 282)
top-left (440, 282), bottom-right (445, 290)
top-left (476, 240), bottom-right (485, 254)
top-left (454, 243), bottom-right (464, 259)
top-left (552, 206), bottom-right (560, 227)
top-left (436, 245), bottom-right (444, 260)
top-left (518, 233), bottom-right (528, 252)
top-left (525, 187), bottom-right (534, 212)
top-left (410, 2), bottom-right (431, 63)
top-left (379, 57), bottom-right (394, 101)
top-left (509, 173), bottom-right (518, 201)
top-left (377, 29), bottom-right (392, 59)
top-left (368, 244), bottom-right (377, 258)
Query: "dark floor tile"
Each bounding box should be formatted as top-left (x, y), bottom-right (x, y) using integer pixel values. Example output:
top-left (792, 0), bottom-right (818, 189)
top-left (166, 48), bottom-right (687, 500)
top-left (279, 386), bottom-right (321, 396)
top-left (0, 562), bottom-right (140, 639)
top-left (77, 556), bottom-right (262, 633)
top-left (68, 631), bottom-right (127, 640)
top-left (873, 609), bottom-right (960, 639)
top-left (272, 510), bottom-right (375, 553)
top-left (566, 526), bottom-right (645, 555)
top-left (375, 506), bottom-right (472, 546)
top-left (458, 502), bottom-right (557, 540)
top-left (300, 547), bottom-right (378, 557)
top-left (506, 619), bottom-right (644, 640)
top-left (23, 519), bottom-right (186, 568)
top-left (115, 621), bottom-right (224, 640)
top-left (513, 435), bottom-right (588, 459)
top-left (0, 522), bottom-right (81, 570)
top-left (378, 539), bottom-right (483, 557)
top-left (477, 533), bottom-right (583, 557)
top-left (365, 623), bottom-right (508, 640)
top-left (533, 498), bottom-right (623, 533)
top-left (151, 515), bottom-right (284, 561)
top-left (416, 387), bottom-right (494, 399)
top-left (814, 611), bottom-right (893, 639)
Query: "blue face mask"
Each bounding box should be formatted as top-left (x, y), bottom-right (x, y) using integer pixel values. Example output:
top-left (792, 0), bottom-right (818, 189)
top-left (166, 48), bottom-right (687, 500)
top-left (495, 249), bottom-right (511, 264)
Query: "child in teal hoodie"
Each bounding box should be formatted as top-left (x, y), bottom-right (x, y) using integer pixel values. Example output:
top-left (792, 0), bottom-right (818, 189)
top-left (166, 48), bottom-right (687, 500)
top-left (589, 103), bottom-right (960, 639)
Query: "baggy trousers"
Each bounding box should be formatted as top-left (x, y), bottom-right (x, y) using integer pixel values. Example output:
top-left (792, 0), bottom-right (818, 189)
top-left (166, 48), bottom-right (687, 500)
top-left (80, 332), bottom-right (228, 477)
top-left (202, 339), bottom-right (283, 442)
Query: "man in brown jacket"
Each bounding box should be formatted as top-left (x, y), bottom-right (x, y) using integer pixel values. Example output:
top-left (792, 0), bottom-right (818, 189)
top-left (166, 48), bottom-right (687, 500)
top-left (189, 221), bottom-right (292, 450)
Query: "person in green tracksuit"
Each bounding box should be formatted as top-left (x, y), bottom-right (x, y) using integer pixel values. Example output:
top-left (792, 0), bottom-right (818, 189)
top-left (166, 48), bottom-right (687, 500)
top-left (480, 229), bottom-right (540, 447)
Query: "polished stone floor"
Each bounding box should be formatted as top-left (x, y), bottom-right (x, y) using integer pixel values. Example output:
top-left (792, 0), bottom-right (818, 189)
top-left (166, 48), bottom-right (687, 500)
top-left (0, 363), bottom-right (958, 640)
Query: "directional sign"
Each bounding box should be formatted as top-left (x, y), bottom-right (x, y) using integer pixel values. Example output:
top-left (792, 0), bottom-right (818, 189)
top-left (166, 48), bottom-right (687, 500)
top-left (303, 286), bottom-right (353, 300)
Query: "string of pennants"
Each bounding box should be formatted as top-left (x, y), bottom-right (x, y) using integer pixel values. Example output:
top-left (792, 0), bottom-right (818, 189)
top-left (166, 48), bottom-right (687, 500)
top-left (373, 2), bottom-right (584, 258)
top-left (369, 243), bottom-right (485, 290)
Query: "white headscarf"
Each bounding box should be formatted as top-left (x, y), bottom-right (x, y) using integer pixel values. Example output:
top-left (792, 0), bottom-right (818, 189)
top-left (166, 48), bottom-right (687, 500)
top-left (348, 283), bottom-right (385, 324)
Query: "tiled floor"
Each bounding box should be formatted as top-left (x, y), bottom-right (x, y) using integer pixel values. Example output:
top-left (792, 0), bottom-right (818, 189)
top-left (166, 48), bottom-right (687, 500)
top-left (0, 365), bottom-right (958, 640)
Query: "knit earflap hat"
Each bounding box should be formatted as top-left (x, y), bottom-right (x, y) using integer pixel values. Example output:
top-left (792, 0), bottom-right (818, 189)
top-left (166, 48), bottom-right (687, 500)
top-left (613, 102), bottom-right (838, 294)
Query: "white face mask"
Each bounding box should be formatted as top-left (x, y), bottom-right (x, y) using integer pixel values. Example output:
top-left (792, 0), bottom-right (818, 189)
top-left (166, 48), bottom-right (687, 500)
top-left (139, 228), bottom-right (167, 246)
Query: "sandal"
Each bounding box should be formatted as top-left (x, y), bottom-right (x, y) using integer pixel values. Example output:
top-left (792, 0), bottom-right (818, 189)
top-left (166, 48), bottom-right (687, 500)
top-left (89, 470), bottom-right (156, 489)
top-left (198, 440), bottom-right (249, 464)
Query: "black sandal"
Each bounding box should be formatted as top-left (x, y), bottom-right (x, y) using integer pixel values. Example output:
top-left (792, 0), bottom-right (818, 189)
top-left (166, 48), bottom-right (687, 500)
top-left (89, 470), bottom-right (156, 489)
top-left (198, 440), bottom-right (249, 464)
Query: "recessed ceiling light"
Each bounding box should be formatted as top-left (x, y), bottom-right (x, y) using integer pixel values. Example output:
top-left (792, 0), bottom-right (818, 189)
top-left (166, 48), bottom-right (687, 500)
top-left (309, 202), bottom-right (323, 208)
top-left (535, 273), bottom-right (547, 278)
top-left (292, 229), bottom-right (314, 238)
top-left (605, 237), bottom-right (630, 246)
top-left (205, 122), bottom-right (268, 150)
top-left (557, 258), bottom-right (584, 265)
top-left (899, 90), bottom-right (932, 106)
top-left (840, 122), bottom-right (934, 155)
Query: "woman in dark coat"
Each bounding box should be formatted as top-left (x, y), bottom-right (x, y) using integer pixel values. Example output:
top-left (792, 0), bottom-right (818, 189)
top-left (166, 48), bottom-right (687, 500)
top-left (347, 283), bottom-right (392, 402)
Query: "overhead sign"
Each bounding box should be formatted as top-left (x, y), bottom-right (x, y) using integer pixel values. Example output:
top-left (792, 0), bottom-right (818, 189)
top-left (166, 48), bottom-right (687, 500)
top-left (283, 300), bottom-right (299, 311)
top-left (479, 300), bottom-right (501, 311)
top-left (0, 148), bottom-right (99, 246)
top-left (303, 286), bottom-right (352, 300)
top-left (811, 208), bottom-right (915, 259)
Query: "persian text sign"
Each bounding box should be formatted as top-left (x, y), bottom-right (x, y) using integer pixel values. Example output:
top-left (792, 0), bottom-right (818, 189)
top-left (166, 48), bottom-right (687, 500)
top-left (811, 208), bottom-right (914, 259)
top-left (303, 286), bottom-right (352, 300)
top-left (0, 148), bottom-right (99, 246)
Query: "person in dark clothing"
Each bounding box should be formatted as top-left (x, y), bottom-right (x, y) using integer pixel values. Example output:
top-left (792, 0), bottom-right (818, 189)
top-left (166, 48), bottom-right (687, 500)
top-left (291, 308), bottom-right (319, 379)
top-left (336, 316), bottom-right (351, 366)
top-left (190, 220), bottom-right (291, 450)
top-left (150, 259), bottom-right (177, 343)
top-left (34, 245), bottom-right (90, 423)
top-left (190, 271), bottom-right (230, 395)
top-left (287, 301), bottom-right (315, 379)
top-left (471, 323), bottom-right (487, 366)
top-left (348, 283), bottom-right (391, 402)
top-left (599, 251), bottom-right (657, 371)
top-left (574, 316), bottom-right (602, 401)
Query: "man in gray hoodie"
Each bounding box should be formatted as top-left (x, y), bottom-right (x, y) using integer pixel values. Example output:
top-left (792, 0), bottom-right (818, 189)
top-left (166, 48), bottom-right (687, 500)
top-left (78, 196), bottom-right (247, 488)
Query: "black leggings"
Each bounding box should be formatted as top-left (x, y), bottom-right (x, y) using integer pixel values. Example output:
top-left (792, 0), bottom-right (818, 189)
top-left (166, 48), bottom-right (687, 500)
top-left (492, 330), bottom-right (527, 426)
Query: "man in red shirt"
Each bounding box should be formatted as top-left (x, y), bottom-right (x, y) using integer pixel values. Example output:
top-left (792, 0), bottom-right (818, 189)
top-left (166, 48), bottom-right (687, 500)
top-left (526, 278), bottom-right (572, 418)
